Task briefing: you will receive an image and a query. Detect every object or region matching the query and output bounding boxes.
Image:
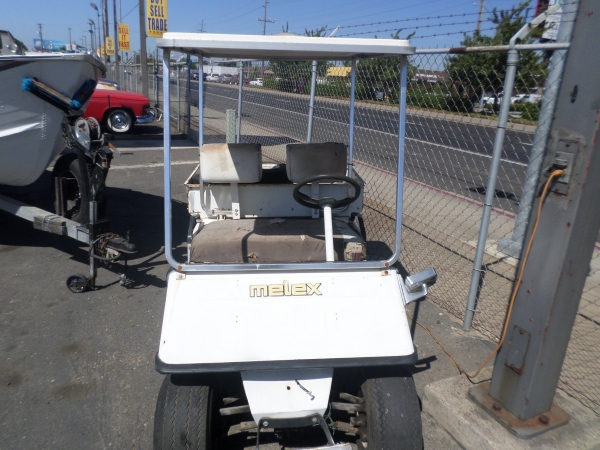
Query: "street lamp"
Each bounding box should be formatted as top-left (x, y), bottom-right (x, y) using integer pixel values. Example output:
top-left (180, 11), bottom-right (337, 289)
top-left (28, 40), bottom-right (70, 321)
top-left (82, 35), bottom-right (87, 50)
top-left (90, 2), bottom-right (103, 57)
top-left (88, 19), bottom-right (96, 54)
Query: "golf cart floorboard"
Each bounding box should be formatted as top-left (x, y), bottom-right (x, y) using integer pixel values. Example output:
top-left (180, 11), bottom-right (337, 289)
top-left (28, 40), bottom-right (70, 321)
top-left (190, 217), bottom-right (365, 263)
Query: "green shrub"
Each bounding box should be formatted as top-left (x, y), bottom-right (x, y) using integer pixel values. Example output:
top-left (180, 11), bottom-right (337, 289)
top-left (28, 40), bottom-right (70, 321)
top-left (512, 102), bottom-right (541, 121)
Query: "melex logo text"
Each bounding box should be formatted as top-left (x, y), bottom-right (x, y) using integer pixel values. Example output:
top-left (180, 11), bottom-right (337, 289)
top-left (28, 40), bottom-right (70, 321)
top-left (249, 280), bottom-right (322, 297)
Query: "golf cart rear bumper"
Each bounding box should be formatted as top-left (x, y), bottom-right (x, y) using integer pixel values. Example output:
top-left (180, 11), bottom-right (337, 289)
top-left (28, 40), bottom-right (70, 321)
top-left (155, 350), bottom-right (418, 374)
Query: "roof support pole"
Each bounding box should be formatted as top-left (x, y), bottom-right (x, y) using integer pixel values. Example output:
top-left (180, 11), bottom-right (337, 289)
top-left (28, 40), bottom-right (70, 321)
top-left (385, 55), bottom-right (408, 267)
top-left (347, 58), bottom-right (357, 174)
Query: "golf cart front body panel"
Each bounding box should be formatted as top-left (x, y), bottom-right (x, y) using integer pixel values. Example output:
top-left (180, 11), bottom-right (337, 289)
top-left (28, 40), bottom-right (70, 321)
top-left (157, 269), bottom-right (415, 370)
top-left (242, 368), bottom-right (333, 423)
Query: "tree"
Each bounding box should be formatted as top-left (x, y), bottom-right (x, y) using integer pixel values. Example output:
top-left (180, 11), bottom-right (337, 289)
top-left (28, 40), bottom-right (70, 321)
top-left (445, 1), bottom-right (548, 99)
top-left (269, 26), bottom-right (330, 93)
top-left (355, 29), bottom-right (416, 102)
top-left (14, 38), bottom-right (28, 52)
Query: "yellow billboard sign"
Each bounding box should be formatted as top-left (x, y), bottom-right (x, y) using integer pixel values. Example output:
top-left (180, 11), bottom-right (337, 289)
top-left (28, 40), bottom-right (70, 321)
top-left (118, 23), bottom-right (130, 51)
top-left (146, 0), bottom-right (168, 38)
top-left (105, 37), bottom-right (115, 56)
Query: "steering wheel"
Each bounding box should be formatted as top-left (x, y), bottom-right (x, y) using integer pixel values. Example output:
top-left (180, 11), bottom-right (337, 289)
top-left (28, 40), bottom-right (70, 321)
top-left (293, 174), bottom-right (361, 209)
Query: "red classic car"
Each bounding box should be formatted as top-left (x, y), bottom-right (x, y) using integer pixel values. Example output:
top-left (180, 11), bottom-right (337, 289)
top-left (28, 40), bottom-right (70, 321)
top-left (84, 83), bottom-right (155, 133)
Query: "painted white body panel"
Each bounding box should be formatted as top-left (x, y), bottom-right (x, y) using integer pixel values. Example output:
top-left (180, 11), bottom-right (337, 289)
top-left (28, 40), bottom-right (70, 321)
top-left (157, 33), bottom-right (414, 61)
top-left (188, 183), bottom-right (363, 219)
top-left (0, 54), bottom-right (104, 186)
top-left (158, 269), bottom-right (414, 366)
top-left (242, 368), bottom-right (332, 422)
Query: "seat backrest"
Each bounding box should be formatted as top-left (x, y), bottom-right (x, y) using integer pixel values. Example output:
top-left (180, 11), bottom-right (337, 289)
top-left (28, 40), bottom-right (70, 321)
top-left (285, 143), bottom-right (347, 183)
top-left (200, 143), bottom-right (262, 183)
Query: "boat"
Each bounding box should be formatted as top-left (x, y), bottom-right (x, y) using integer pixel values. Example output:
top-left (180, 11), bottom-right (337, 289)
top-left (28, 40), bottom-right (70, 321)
top-left (0, 30), bottom-right (105, 186)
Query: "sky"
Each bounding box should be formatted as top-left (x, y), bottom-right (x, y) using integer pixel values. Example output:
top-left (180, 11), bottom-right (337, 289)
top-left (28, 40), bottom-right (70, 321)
top-left (2, 0), bottom-right (537, 57)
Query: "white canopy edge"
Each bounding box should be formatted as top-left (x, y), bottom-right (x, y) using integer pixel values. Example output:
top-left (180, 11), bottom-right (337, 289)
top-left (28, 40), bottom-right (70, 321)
top-left (156, 33), bottom-right (415, 61)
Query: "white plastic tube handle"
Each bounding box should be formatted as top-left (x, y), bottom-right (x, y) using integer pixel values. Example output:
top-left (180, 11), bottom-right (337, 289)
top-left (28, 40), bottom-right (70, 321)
top-left (323, 205), bottom-right (334, 262)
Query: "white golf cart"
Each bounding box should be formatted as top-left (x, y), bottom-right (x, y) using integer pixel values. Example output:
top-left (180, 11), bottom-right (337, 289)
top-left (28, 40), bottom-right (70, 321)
top-left (154, 33), bottom-right (437, 449)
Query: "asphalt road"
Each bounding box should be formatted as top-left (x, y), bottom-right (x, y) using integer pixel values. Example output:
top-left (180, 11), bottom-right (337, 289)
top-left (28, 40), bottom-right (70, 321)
top-left (186, 81), bottom-right (532, 214)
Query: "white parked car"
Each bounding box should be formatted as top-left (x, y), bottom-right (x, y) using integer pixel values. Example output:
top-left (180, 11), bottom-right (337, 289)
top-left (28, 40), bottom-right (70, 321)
top-left (206, 73), bottom-right (220, 82)
top-left (249, 77), bottom-right (263, 86)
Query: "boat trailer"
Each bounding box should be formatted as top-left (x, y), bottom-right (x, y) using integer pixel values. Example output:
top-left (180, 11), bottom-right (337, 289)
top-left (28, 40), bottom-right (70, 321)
top-left (0, 114), bottom-right (136, 292)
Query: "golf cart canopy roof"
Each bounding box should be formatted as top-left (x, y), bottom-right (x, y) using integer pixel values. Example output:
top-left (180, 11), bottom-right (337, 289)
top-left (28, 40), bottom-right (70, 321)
top-left (157, 33), bottom-right (415, 60)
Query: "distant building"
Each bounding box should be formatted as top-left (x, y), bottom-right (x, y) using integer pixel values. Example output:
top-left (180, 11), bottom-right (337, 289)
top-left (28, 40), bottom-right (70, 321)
top-left (327, 66), bottom-right (352, 77)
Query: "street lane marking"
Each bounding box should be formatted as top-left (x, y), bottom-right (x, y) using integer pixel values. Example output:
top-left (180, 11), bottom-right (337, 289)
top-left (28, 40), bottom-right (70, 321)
top-left (115, 146), bottom-right (198, 153)
top-left (110, 160), bottom-right (198, 170)
top-left (203, 91), bottom-right (528, 167)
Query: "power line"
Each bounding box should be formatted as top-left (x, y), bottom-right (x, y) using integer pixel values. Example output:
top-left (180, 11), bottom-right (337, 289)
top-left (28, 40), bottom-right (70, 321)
top-left (338, 19), bottom-right (484, 37)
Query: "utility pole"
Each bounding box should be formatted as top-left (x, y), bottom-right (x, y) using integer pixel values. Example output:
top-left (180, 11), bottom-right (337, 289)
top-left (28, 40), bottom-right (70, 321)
top-left (469, 0), bottom-right (600, 438)
top-left (138, 0), bottom-right (148, 98)
top-left (198, 20), bottom-right (205, 33)
top-left (68, 27), bottom-right (72, 51)
top-left (476, 0), bottom-right (486, 33)
top-left (103, 0), bottom-right (110, 61)
top-left (257, 0), bottom-right (275, 75)
top-left (113, 0), bottom-right (119, 67)
top-left (258, 0), bottom-right (275, 35)
top-left (37, 23), bottom-right (43, 51)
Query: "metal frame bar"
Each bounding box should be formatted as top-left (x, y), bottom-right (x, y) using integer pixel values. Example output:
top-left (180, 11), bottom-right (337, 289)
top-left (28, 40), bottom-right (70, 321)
top-left (462, 3), bottom-right (563, 331)
top-left (162, 51), bottom-right (409, 273)
top-left (415, 42), bottom-right (570, 54)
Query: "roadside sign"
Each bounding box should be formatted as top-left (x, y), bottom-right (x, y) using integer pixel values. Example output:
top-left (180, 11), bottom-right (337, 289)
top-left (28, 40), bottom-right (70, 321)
top-left (118, 23), bottom-right (130, 51)
top-left (105, 37), bottom-right (115, 56)
top-left (146, 0), bottom-right (168, 38)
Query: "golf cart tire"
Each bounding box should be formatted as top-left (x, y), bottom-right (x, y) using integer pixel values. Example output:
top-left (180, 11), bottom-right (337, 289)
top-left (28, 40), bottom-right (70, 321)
top-left (359, 375), bottom-right (422, 450)
top-left (153, 375), bottom-right (212, 450)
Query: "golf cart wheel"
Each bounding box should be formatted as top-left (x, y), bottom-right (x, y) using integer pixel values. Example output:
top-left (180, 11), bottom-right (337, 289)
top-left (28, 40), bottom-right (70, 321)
top-left (357, 376), bottom-right (422, 450)
top-left (66, 273), bottom-right (90, 293)
top-left (153, 375), bottom-right (212, 450)
top-left (106, 109), bottom-right (133, 133)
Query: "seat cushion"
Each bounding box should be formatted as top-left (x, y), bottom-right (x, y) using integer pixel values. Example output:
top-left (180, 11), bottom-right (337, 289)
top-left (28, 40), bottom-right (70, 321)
top-left (200, 143), bottom-right (262, 183)
top-left (285, 143), bottom-right (347, 183)
top-left (190, 218), bottom-right (365, 263)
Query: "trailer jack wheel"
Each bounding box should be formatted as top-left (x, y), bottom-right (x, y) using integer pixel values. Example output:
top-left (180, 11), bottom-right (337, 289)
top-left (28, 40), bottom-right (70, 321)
top-left (66, 273), bottom-right (90, 293)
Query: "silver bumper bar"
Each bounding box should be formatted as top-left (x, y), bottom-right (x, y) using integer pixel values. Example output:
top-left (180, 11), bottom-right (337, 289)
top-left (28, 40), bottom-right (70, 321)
top-left (136, 110), bottom-right (155, 124)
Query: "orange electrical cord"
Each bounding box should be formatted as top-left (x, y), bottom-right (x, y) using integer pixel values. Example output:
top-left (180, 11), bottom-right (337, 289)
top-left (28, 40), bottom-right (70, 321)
top-left (409, 169), bottom-right (565, 381)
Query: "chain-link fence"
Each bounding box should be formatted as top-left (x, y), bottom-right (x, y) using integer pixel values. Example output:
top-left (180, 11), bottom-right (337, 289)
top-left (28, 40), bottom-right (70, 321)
top-left (148, 47), bottom-right (599, 414)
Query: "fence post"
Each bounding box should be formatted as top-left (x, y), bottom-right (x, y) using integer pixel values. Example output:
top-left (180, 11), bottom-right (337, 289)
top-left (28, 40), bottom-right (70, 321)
top-left (236, 61), bottom-right (243, 143)
top-left (469, 2), bottom-right (598, 435)
top-left (306, 60), bottom-right (318, 143)
top-left (463, 4), bottom-right (563, 331)
top-left (497, 0), bottom-right (579, 258)
top-left (226, 110), bottom-right (236, 143)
